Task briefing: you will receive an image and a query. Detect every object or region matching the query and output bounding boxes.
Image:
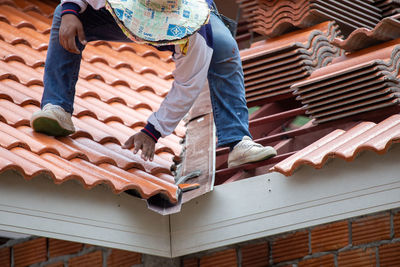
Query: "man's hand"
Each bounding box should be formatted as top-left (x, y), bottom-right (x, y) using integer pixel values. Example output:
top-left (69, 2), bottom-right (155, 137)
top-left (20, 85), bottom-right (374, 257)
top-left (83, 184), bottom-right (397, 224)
top-left (59, 14), bottom-right (87, 54)
top-left (123, 132), bottom-right (156, 161)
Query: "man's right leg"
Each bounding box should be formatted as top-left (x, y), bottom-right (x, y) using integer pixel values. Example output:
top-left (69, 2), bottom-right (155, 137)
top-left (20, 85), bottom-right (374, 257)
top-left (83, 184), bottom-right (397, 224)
top-left (31, 4), bottom-right (131, 136)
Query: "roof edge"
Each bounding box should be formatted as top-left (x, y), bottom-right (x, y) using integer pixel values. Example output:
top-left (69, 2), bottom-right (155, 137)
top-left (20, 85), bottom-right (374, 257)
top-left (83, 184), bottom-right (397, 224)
top-left (170, 143), bottom-right (400, 256)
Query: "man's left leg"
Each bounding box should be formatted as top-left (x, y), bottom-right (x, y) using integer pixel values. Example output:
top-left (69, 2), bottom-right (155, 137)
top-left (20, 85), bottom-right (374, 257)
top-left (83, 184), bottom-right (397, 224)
top-left (207, 12), bottom-right (277, 167)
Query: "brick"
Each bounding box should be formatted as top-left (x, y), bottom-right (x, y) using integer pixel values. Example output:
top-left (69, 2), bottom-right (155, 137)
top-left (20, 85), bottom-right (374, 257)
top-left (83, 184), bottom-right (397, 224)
top-left (44, 261), bottom-right (64, 267)
top-left (0, 247), bottom-right (10, 267)
top-left (183, 258), bottom-right (199, 267)
top-left (84, 244), bottom-right (95, 249)
top-left (68, 251), bottom-right (102, 267)
top-left (298, 254), bottom-right (335, 267)
top-left (394, 212), bottom-right (400, 238)
top-left (107, 249), bottom-right (141, 267)
top-left (49, 239), bottom-right (83, 258)
top-left (379, 242), bottom-right (400, 267)
top-left (271, 231), bottom-right (309, 263)
top-left (200, 249), bottom-right (237, 267)
top-left (241, 242), bottom-right (269, 267)
top-left (352, 213), bottom-right (391, 245)
top-left (311, 221), bottom-right (349, 252)
top-left (14, 237), bottom-right (47, 267)
top-left (338, 247), bottom-right (376, 267)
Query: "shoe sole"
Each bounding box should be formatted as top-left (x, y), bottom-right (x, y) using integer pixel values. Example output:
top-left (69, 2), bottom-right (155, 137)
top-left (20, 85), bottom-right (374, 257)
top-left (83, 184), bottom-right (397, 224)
top-left (32, 117), bottom-right (74, 137)
top-left (228, 148), bottom-right (277, 168)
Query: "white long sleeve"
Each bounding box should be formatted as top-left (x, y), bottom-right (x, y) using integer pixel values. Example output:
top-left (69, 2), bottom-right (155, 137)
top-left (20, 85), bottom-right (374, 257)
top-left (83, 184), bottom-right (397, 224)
top-left (148, 32), bottom-right (213, 137)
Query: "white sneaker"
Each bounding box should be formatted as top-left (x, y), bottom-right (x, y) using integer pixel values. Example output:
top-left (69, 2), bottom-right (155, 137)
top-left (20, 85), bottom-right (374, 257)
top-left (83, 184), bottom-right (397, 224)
top-left (228, 136), bottom-right (277, 168)
top-left (30, 103), bottom-right (75, 136)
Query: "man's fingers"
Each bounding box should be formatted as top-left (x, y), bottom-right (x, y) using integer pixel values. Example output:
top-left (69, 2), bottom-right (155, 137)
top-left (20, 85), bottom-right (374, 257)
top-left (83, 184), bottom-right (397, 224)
top-left (123, 136), bottom-right (135, 149)
top-left (141, 141), bottom-right (150, 160)
top-left (59, 33), bottom-right (66, 52)
top-left (59, 14), bottom-right (83, 54)
top-left (142, 142), bottom-right (152, 161)
top-left (77, 25), bottom-right (87, 46)
top-left (133, 138), bottom-right (142, 154)
top-left (68, 35), bottom-right (80, 54)
top-left (123, 132), bottom-right (155, 161)
top-left (149, 145), bottom-right (155, 161)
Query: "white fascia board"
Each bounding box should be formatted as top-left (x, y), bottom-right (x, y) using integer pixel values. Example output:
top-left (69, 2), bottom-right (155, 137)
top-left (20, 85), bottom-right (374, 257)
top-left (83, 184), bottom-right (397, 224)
top-left (0, 171), bottom-right (171, 257)
top-left (170, 144), bottom-right (400, 257)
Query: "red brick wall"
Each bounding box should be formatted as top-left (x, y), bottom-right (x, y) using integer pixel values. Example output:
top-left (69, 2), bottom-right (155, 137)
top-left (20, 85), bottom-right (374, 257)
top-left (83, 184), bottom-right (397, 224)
top-left (182, 209), bottom-right (400, 267)
top-left (0, 238), bottom-right (141, 267)
top-left (1, 209), bottom-right (399, 267)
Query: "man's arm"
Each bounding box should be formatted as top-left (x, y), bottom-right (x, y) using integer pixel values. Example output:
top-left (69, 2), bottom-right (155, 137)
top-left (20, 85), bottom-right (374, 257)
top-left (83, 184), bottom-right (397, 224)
top-left (149, 32), bottom-right (213, 136)
top-left (124, 31), bottom-right (213, 160)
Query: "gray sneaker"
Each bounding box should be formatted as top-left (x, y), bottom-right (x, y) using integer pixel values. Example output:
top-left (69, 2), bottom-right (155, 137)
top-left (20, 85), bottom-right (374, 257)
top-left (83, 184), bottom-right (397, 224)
top-left (30, 103), bottom-right (75, 136)
top-left (228, 136), bottom-right (277, 168)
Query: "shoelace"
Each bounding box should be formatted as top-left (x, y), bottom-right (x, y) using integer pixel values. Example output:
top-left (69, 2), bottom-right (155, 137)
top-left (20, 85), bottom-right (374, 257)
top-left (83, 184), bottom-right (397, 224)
top-left (235, 140), bottom-right (263, 150)
top-left (43, 106), bottom-right (71, 123)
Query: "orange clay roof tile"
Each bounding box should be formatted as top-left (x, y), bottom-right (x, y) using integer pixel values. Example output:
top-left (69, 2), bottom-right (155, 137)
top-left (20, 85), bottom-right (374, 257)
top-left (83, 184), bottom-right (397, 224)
top-left (104, 42), bottom-right (173, 63)
top-left (14, 0), bottom-right (56, 16)
top-left (0, 4), bottom-right (51, 33)
top-left (0, 20), bottom-right (49, 50)
top-left (0, 99), bottom-right (32, 126)
top-left (0, 0), bottom-right (183, 207)
top-left (83, 44), bottom-right (174, 79)
top-left (0, 62), bottom-right (41, 86)
top-left (271, 114), bottom-right (400, 176)
top-left (0, 146), bottom-right (53, 178)
top-left (0, 79), bottom-right (40, 106)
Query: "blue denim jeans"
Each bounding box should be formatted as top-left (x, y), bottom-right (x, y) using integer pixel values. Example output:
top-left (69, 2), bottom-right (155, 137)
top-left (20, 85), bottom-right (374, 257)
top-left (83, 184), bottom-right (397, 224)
top-left (42, 4), bottom-right (251, 147)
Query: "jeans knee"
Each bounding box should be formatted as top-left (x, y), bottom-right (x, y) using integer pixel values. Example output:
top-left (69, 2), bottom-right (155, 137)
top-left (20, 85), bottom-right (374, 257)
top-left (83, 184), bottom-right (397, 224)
top-left (210, 13), bottom-right (241, 64)
top-left (212, 38), bottom-right (240, 63)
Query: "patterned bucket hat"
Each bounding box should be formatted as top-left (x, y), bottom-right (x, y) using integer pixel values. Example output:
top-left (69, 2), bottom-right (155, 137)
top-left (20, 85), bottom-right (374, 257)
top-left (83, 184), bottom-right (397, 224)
top-left (106, 0), bottom-right (210, 45)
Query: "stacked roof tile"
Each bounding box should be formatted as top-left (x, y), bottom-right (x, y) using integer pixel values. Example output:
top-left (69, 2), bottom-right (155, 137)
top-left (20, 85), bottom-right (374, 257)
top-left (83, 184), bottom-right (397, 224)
top-left (240, 21), bottom-right (343, 105)
top-left (374, 0), bottom-right (400, 17)
top-left (271, 114), bottom-right (400, 176)
top-left (215, 0), bottom-right (400, 181)
top-left (331, 15), bottom-right (400, 52)
top-left (236, 0), bottom-right (382, 37)
top-left (292, 39), bottom-right (400, 124)
top-left (0, 0), bottom-right (185, 206)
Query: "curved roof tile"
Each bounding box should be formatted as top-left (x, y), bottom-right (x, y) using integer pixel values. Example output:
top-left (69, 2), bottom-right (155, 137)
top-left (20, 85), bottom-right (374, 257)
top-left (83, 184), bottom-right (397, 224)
top-left (331, 15), bottom-right (400, 52)
top-left (271, 114), bottom-right (400, 176)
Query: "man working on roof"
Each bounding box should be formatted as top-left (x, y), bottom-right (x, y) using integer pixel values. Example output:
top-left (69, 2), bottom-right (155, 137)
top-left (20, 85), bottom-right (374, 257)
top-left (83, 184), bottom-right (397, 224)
top-left (30, 0), bottom-right (277, 167)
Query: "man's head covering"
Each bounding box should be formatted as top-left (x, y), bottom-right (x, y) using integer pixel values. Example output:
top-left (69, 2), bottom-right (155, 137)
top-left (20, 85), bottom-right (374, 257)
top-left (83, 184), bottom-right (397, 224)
top-left (106, 0), bottom-right (210, 45)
